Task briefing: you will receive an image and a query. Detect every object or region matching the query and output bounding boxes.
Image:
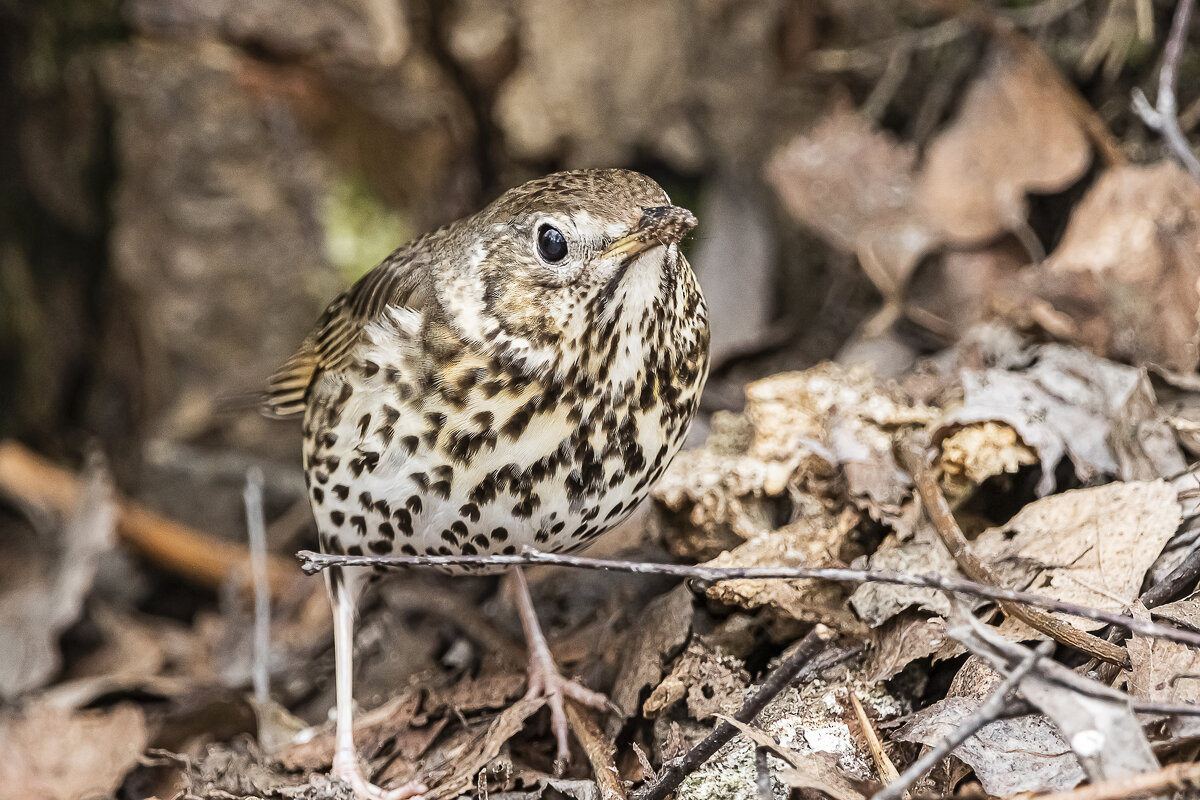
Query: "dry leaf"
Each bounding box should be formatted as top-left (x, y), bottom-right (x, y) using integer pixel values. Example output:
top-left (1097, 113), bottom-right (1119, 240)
top-left (953, 616), bottom-right (1160, 785)
top-left (849, 523), bottom-right (973, 627)
top-left (767, 104), bottom-right (937, 294)
top-left (865, 611), bottom-right (950, 682)
top-left (0, 702), bottom-right (149, 800)
top-left (703, 502), bottom-right (863, 632)
top-left (1126, 634), bottom-right (1200, 737)
top-left (1152, 594), bottom-right (1200, 632)
top-left (972, 480), bottom-right (1180, 632)
top-left (776, 751), bottom-right (870, 800)
top-left (608, 585), bottom-right (694, 721)
top-left (656, 363), bottom-right (934, 549)
top-left (422, 696), bottom-right (545, 799)
top-left (938, 344), bottom-right (1186, 495)
top-left (895, 698), bottom-right (1084, 795)
top-left (1024, 162), bottom-right (1200, 373)
top-left (916, 47), bottom-right (1091, 246)
top-left (644, 642), bottom-right (748, 721)
top-left (0, 461), bottom-right (116, 699)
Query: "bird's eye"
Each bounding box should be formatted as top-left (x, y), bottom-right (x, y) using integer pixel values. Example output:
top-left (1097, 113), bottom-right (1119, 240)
top-left (536, 224), bottom-right (568, 264)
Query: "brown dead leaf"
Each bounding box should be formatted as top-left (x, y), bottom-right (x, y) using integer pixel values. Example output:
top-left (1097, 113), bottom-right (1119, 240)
top-left (0, 461), bottom-right (116, 699)
top-left (421, 696), bottom-right (545, 800)
top-left (656, 363), bottom-right (934, 559)
top-left (776, 751), bottom-right (871, 800)
top-left (1021, 162), bottom-right (1200, 373)
top-left (1126, 634), bottom-right (1200, 737)
top-left (643, 642), bottom-right (748, 721)
top-left (0, 701), bottom-right (149, 800)
top-left (938, 344), bottom-right (1186, 495)
top-left (766, 103), bottom-right (938, 295)
top-left (895, 698), bottom-right (1084, 795)
top-left (849, 523), bottom-right (974, 627)
top-left (703, 500), bottom-right (863, 632)
top-left (906, 241), bottom-right (1030, 338)
top-left (1152, 594), bottom-right (1200, 632)
top-left (973, 480), bottom-right (1181, 633)
top-left (954, 615), bottom-right (1160, 786)
top-left (916, 47), bottom-right (1091, 247)
top-left (865, 611), bottom-right (950, 682)
top-left (608, 585), bottom-right (694, 721)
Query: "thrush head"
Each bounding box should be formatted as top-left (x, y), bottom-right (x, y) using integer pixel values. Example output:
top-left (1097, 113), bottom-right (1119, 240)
top-left (430, 169), bottom-right (699, 376)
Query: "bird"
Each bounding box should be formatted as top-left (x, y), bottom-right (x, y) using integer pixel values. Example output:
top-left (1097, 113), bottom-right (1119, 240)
top-left (265, 169), bottom-right (710, 799)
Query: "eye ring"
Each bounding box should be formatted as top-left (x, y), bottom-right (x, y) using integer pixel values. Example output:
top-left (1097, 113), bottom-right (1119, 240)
top-left (536, 223), bottom-right (568, 264)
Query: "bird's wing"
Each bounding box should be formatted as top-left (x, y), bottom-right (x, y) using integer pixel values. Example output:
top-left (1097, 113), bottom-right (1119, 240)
top-left (262, 245), bottom-right (433, 418)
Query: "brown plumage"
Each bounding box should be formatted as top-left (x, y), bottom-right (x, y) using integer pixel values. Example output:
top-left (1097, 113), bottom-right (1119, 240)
top-left (267, 169), bottom-right (709, 799)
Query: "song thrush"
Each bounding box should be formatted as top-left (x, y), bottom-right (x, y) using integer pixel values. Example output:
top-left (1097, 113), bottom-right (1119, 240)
top-left (266, 169), bottom-right (709, 799)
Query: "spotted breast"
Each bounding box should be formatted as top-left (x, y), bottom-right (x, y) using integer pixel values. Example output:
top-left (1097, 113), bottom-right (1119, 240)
top-left (268, 168), bottom-right (709, 572)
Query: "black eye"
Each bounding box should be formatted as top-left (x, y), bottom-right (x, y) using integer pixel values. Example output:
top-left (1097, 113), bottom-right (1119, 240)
top-left (536, 224), bottom-right (568, 263)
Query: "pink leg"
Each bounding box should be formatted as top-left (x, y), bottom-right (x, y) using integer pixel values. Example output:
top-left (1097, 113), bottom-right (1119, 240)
top-left (509, 567), bottom-right (611, 765)
top-left (327, 569), bottom-right (427, 800)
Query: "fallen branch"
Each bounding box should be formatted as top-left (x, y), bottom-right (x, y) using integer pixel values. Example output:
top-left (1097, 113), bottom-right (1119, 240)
top-left (873, 641), bottom-right (1054, 800)
top-left (897, 439), bottom-right (1130, 666)
top-left (296, 550), bottom-right (1200, 649)
top-left (1022, 760), bottom-right (1200, 800)
top-left (632, 625), bottom-right (835, 800)
top-left (1132, 0), bottom-right (1200, 179)
top-left (0, 440), bottom-right (295, 595)
top-left (564, 700), bottom-right (626, 800)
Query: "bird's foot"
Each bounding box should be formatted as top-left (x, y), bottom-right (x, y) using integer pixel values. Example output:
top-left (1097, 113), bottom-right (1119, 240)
top-left (331, 750), bottom-right (427, 800)
top-left (524, 647), bottom-right (612, 768)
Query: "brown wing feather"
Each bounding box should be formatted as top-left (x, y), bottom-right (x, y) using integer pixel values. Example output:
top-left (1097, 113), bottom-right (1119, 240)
top-left (262, 244), bottom-right (432, 419)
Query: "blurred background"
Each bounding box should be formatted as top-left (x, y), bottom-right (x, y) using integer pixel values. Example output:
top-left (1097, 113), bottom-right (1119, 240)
top-left (4, 0), bottom-right (1193, 556)
top-left (2, 0), bottom-right (1199, 797)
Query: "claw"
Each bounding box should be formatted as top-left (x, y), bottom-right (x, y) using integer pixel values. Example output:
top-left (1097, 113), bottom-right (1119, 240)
top-left (332, 750), bottom-right (427, 800)
top-left (511, 567), bottom-right (614, 767)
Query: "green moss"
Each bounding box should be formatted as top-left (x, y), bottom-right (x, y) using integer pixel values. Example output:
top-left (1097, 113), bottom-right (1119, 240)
top-left (322, 173), bottom-right (412, 285)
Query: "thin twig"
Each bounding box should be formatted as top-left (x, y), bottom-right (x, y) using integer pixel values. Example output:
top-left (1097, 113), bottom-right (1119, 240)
top-left (633, 625), bottom-right (836, 800)
top-left (897, 439), bottom-right (1129, 666)
top-left (563, 700), bottom-right (627, 800)
top-left (1025, 760), bottom-right (1200, 800)
top-left (1141, 539), bottom-right (1200, 609)
top-left (296, 550), bottom-right (1200, 649)
top-left (872, 641), bottom-right (1054, 800)
top-left (1132, 0), bottom-right (1200, 179)
top-left (850, 692), bottom-right (899, 786)
top-left (244, 467), bottom-right (271, 706)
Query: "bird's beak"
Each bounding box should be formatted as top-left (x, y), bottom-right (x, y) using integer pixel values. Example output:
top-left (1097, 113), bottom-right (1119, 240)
top-left (601, 205), bottom-right (698, 260)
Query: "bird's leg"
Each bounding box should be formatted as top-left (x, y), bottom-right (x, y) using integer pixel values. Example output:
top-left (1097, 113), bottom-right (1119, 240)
top-left (326, 568), bottom-right (427, 800)
top-left (509, 566), bottom-right (611, 766)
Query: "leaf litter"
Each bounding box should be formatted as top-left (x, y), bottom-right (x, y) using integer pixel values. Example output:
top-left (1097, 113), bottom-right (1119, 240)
top-left (7, 14), bottom-right (1200, 800)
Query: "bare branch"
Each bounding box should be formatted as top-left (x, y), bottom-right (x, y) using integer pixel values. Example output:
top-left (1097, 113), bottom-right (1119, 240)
top-left (873, 641), bottom-right (1054, 800)
top-left (243, 467), bottom-right (271, 707)
top-left (295, 549), bottom-right (1200, 649)
top-left (632, 625), bottom-right (836, 800)
top-left (1133, 0), bottom-right (1200, 178)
